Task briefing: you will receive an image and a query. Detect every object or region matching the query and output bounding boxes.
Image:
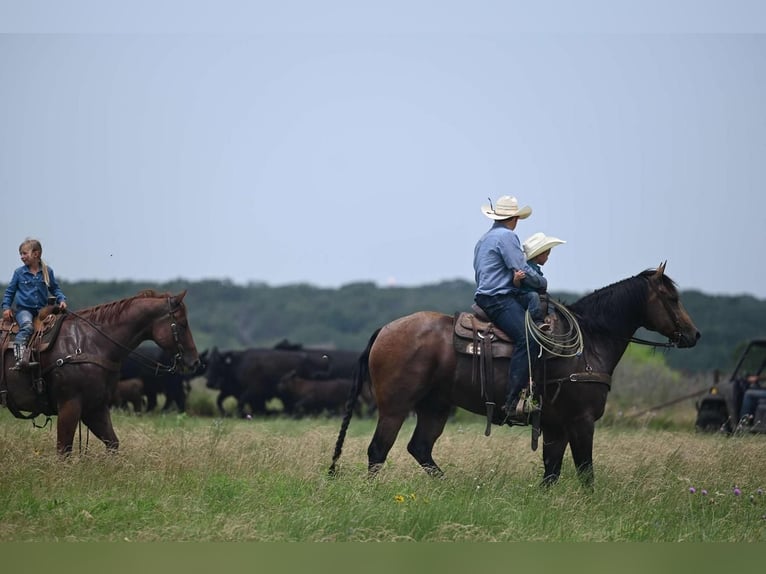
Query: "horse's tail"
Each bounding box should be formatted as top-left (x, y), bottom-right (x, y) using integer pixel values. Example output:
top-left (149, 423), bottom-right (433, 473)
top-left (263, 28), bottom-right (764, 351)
top-left (328, 326), bottom-right (381, 477)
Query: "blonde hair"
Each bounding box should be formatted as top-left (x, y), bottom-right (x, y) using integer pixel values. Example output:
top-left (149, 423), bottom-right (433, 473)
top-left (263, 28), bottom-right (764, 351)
top-left (19, 238), bottom-right (50, 286)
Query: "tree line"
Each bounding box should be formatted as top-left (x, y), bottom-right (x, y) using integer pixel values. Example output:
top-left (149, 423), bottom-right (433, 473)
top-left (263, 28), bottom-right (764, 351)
top-left (2, 278), bottom-right (763, 375)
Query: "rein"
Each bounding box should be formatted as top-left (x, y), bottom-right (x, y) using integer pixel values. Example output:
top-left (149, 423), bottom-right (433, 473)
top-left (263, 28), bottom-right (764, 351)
top-left (627, 335), bottom-right (676, 349)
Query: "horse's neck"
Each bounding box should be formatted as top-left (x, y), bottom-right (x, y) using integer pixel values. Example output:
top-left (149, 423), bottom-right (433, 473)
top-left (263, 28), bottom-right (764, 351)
top-left (81, 300), bottom-right (161, 354)
top-left (570, 292), bottom-right (644, 374)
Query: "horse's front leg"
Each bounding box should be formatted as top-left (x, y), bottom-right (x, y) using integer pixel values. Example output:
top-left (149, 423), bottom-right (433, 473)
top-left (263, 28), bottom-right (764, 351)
top-left (56, 397), bottom-right (82, 455)
top-left (541, 423), bottom-right (568, 486)
top-left (82, 405), bottom-right (119, 451)
top-left (568, 419), bottom-right (596, 490)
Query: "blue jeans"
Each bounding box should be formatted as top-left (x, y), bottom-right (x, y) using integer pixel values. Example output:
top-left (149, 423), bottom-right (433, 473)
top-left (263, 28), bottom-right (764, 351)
top-left (475, 292), bottom-right (540, 406)
top-left (521, 291), bottom-right (544, 323)
top-left (740, 389), bottom-right (766, 420)
top-left (13, 308), bottom-right (36, 347)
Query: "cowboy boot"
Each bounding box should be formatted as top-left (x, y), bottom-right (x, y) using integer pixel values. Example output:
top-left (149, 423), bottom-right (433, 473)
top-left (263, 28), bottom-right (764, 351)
top-left (22, 345), bottom-right (38, 369)
top-left (10, 344), bottom-right (23, 371)
top-left (11, 344), bottom-right (38, 371)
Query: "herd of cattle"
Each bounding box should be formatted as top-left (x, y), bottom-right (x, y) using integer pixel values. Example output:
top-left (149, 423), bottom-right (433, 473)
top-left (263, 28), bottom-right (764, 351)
top-left (112, 340), bottom-right (376, 418)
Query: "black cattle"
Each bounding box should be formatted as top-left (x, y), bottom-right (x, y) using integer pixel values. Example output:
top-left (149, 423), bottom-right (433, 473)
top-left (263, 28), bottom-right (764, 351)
top-left (276, 372), bottom-right (353, 417)
top-left (294, 349), bottom-right (358, 380)
top-left (276, 370), bottom-right (376, 418)
top-left (205, 345), bottom-right (360, 417)
top-left (120, 346), bottom-right (208, 413)
top-left (111, 377), bottom-right (145, 413)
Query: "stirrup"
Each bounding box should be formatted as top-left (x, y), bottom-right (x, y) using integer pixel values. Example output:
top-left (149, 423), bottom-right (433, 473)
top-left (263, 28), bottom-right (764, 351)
top-left (521, 395), bottom-right (541, 414)
top-left (501, 399), bottom-right (526, 424)
top-left (10, 360), bottom-right (37, 371)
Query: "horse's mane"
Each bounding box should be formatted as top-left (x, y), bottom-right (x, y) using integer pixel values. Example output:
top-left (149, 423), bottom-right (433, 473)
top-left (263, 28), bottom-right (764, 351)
top-left (566, 269), bottom-right (677, 334)
top-left (76, 289), bottom-right (173, 323)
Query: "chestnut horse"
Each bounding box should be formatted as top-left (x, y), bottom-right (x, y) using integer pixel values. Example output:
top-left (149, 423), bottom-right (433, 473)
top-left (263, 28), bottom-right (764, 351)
top-left (329, 265), bottom-right (700, 487)
top-left (0, 290), bottom-right (200, 454)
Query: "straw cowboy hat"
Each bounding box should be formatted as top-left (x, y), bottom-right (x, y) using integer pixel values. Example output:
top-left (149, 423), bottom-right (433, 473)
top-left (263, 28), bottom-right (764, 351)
top-left (523, 232), bottom-right (566, 260)
top-left (481, 196), bottom-right (532, 220)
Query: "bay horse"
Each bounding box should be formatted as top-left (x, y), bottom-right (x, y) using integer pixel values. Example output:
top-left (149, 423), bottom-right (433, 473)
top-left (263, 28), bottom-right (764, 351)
top-left (329, 264), bottom-right (700, 487)
top-left (0, 290), bottom-right (200, 454)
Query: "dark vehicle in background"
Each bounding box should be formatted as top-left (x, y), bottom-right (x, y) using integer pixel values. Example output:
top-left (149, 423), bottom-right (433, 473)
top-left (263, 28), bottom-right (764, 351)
top-left (695, 339), bottom-right (766, 434)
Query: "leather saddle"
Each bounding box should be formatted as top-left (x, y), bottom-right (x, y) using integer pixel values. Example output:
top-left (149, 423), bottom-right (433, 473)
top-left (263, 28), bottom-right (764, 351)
top-left (453, 304), bottom-right (514, 358)
top-left (0, 305), bottom-right (67, 355)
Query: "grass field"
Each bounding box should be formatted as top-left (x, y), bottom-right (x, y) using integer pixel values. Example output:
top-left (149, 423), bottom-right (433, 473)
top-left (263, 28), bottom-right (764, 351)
top-left (1, 405), bottom-right (764, 543)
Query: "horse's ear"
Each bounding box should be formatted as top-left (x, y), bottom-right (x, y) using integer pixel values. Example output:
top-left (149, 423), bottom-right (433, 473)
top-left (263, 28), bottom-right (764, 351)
top-left (654, 261), bottom-right (667, 278)
top-left (175, 290), bottom-right (188, 303)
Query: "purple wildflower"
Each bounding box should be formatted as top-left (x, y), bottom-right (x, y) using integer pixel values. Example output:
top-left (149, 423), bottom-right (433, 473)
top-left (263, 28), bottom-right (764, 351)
top-left (689, 487), bottom-right (696, 494)
top-left (733, 488), bottom-right (742, 496)
top-left (701, 489), bottom-right (708, 496)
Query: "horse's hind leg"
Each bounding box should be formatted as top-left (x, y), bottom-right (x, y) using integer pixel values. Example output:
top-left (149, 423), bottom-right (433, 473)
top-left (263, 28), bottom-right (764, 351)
top-left (82, 406), bottom-right (119, 452)
top-left (407, 406), bottom-right (451, 477)
top-left (367, 412), bottom-right (409, 477)
top-left (56, 398), bottom-right (82, 455)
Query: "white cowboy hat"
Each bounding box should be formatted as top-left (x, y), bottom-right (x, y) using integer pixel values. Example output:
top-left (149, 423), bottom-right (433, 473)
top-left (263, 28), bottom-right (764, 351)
top-left (481, 196), bottom-right (532, 220)
top-left (523, 232), bottom-right (566, 260)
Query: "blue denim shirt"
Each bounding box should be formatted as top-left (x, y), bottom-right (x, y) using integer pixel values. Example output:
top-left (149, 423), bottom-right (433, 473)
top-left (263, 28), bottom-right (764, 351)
top-left (473, 222), bottom-right (528, 297)
top-left (2, 265), bottom-right (67, 312)
top-left (518, 260), bottom-right (548, 294)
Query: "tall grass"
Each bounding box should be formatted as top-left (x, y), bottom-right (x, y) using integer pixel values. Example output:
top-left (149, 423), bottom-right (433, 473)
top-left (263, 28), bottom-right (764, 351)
top-left (0, 408), bottom-right (763, 542)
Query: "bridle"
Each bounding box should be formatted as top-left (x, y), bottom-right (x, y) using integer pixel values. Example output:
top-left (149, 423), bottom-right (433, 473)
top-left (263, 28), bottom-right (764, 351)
top-left (164, 296), bottom-right (189, 374)
top-left (629, 276), bottom-right (684, 349)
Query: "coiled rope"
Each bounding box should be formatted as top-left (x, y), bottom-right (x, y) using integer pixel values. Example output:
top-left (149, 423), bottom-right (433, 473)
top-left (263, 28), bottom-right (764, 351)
top-left (525, 299), bottom-right (584, 367)
top-left (521, 299), bottom-right (585, 405)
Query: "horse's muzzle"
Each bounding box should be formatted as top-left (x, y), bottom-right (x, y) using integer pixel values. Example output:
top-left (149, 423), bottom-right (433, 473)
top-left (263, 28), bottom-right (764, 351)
top-left (676, 330), bottom-right (701, 348)
top-left (180, 358), bottom-right (202, 375)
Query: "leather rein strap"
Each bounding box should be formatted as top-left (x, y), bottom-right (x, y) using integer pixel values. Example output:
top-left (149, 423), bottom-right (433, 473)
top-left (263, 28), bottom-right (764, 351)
top-left (469, 315), bottom-right (497, 437)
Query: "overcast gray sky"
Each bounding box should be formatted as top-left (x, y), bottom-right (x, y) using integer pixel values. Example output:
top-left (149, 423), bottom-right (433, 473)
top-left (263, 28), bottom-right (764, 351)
top-left (2, 2), bottom-right (765, 299)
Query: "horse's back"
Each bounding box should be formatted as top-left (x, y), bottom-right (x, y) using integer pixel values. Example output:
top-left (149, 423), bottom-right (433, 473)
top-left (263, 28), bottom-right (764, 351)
top-left (375, 311), bottom-right (454, 351)
top-left (369, 311), bottom-right (457, 398)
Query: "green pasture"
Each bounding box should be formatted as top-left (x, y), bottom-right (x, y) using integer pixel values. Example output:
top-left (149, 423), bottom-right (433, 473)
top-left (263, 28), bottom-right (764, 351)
top-left (0, 403), bottom-right (764, 542)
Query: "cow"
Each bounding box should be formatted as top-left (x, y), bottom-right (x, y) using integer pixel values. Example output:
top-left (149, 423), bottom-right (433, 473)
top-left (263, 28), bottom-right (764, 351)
top-left (294, 349), bottom-right (358, 380)
top-left (276, 370), bottom-right (376, 418)
top-left (120, 345), bottom-right (208, 413)
top-left (204, 345), bottom-right (360, 418)
top-left (111, 377), bottom-right (145, 413)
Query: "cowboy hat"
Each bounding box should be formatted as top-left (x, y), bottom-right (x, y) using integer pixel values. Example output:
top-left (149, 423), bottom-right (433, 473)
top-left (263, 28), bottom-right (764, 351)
top-left (481, 196), bottom-right (532, 220)
top-left (523, 232), bottom-right (566, 260)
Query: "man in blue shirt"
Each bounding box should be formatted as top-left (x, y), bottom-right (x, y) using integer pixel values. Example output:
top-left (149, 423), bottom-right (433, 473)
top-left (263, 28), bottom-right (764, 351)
top-left (473, 195), bottom-right (538, 421)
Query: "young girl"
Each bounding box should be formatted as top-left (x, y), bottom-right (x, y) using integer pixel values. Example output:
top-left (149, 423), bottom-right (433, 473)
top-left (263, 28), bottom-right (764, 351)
top-left (2, 238), bottom-right (68, 370)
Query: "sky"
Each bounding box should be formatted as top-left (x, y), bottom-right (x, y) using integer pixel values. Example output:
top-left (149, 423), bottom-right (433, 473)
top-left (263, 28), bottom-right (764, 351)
top-left (2, 2), bottom-right (766, 299)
